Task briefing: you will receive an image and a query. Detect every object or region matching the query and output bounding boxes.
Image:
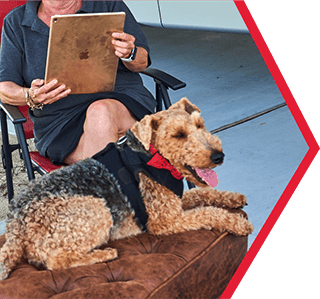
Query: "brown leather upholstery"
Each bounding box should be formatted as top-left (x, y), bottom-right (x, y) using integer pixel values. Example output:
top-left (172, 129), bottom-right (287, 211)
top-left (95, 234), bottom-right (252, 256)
top-left (0, 227), bottom-right (247, 299)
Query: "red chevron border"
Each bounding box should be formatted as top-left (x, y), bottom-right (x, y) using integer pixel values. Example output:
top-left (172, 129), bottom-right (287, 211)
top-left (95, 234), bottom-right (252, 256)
top-left (221, 1), bottom-right (320, 298)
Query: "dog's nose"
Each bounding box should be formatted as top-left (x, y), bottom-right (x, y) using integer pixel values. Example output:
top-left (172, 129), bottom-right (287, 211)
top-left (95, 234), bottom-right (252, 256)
top-left (210, 152), bottom-right (225, 164)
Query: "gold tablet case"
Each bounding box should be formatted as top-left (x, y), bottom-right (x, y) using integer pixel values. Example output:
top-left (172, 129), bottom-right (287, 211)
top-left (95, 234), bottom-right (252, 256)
top-left (45, 12), bottom-right (126, 94)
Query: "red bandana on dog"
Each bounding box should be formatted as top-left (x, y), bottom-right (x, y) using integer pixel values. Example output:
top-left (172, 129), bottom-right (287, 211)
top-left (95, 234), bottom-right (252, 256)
top-left (147, 144), bottom-right (184, 180)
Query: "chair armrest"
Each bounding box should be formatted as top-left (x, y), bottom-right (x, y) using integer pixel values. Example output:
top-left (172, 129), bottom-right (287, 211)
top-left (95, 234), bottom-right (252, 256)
top-left (0, 100), bottom-right (26, 125)
top-left (141, 68), bottom-right (186, 91)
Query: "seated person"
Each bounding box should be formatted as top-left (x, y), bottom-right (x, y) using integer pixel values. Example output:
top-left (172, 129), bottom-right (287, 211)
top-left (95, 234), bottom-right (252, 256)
top-left (0, 0), bottom-right (156, 165)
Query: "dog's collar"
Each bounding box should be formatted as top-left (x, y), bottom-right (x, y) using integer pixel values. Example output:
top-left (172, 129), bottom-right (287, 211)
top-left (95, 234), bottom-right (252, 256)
top-left (117, 136), bottom-right (184, 181)
top-left (147, 143), bottom-right (184, 180)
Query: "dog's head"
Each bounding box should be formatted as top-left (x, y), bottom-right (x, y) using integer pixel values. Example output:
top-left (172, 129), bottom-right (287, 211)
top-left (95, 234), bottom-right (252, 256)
top-left (131, 97), bottom-right (224, 187)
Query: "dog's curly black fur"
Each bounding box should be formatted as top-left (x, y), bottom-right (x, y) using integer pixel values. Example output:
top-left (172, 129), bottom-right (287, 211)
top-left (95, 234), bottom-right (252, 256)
top-left (8, 159), bottom-right (135, 232)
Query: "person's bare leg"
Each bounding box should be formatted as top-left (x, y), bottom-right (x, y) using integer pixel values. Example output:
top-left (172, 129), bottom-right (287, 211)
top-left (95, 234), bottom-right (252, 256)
top-left (64, 99), bottom-right (137, 164)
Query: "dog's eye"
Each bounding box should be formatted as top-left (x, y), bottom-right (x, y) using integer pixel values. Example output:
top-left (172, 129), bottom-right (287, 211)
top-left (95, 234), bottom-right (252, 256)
top-left (195, 120), bottom-right (205, 129)
top-left (191, 112), bottom-right (205, 129)
top-left (173, 131), bottom-right (187, 138)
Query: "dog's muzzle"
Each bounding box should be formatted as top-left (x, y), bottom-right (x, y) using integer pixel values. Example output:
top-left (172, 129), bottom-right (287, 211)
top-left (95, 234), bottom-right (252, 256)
top-left (210, 152), bottom-right (225, 164)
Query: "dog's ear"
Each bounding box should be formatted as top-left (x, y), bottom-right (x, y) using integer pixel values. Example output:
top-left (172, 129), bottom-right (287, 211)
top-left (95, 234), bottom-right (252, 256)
top-left (131, 114), bottom-right (160, 151)
top-left (169, 97), bottom-right (201, 114)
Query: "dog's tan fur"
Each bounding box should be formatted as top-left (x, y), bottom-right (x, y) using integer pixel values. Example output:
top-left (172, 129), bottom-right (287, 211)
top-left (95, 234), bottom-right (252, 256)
top-left (0, 98), bottom-right (253, 280)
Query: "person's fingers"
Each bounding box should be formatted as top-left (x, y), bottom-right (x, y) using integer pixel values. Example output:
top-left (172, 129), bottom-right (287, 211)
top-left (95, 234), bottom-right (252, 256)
top-left (112, 32), bottom-right (135, 58)
top-left (43, 85), bottom-right (71, 105)
top-left (114, 48), bottom-right (131, 58)
top-left (29, 79), bottom-right (71, 105)
top-left (112, 32), bottom-right (134, 41)
top-left (31, 79), bottom-right (45, 88)
top-left (36, 79), bottom-right (59, 96)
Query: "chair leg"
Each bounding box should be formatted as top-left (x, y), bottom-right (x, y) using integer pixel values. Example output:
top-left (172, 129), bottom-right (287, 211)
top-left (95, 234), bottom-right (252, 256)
top-left (0, 109), bottom-right (15, 201)
top-left (14, 124), bottom-right (35, 182)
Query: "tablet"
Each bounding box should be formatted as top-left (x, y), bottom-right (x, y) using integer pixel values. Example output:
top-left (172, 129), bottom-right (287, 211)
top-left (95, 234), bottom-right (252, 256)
top-left (45, 12), bottom-right (126, 94)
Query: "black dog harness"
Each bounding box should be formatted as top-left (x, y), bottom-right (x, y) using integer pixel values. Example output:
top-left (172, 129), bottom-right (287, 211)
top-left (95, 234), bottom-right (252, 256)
top-left (92, 134), bottom-right (184, 231)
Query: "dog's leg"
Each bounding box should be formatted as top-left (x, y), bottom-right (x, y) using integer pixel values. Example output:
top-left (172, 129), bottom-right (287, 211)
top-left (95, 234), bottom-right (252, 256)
top-left (181, 187), bottom-right (247, 210)
top-left (110, 213), bottom-right (143, 241)
top-left (149, 206), bottom-right (253, 237)
top-left (140, 174), bottom-right (252, 236)
top-left (0, 220), bottom-right (24, 280)
top-left (39, 195), bottom-right (118, 270)
top-left (46, 248), bottom-right (118, 270)
top-left (21, 195), bottom-right (115, 270)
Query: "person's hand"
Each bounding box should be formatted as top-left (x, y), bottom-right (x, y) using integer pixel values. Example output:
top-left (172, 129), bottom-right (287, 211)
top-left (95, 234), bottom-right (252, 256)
top-left (29, 79), bottom-right (71, 106)
top-left (111, 32), bottom-right (135, 59)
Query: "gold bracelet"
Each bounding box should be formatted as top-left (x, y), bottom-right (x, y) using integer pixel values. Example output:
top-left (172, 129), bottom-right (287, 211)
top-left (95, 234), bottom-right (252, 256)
top-left (25, 88), bottom-right (43, 110)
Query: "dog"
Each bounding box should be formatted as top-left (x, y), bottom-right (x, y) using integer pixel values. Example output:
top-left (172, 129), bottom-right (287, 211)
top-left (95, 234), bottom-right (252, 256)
top-left (0, 98), bottom-right (253, 280)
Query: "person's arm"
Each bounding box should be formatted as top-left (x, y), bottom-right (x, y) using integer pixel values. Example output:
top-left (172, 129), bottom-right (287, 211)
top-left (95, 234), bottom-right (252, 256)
top-left (111, 32), bottom-right (149, 73)
top-left (0, 79), bottom-right (71, 106)
top-left (0, 81), bottom-right (27, 106)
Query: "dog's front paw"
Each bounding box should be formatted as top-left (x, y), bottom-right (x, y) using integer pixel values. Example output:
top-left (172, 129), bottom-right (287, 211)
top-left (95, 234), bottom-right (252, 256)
top-left (103, 247), bottom-right (118, 260)
top-left (233, 193), bottom-right (248, 209)
top-left (231, 215), bottom-right (254, 236)
top-left (243, 220), bottom-right (254, 236)
top-left (218, 191), bottom-right (248, 209)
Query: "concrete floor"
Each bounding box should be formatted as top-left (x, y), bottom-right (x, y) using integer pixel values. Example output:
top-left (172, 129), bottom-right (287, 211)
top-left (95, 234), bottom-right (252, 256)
top-left (140, 25), bottom-right (308, 247)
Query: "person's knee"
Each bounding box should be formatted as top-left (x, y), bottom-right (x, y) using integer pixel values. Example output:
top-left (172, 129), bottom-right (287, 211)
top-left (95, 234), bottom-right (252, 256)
top-left (85, 99), bottom-right (136, 137)
top-left (86, 100), bottom-right (114, 121)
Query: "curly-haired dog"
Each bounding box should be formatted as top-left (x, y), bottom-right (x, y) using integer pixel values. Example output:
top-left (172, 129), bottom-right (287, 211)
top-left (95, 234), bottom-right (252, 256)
top-left (0, 98), bottom-right (253, 280)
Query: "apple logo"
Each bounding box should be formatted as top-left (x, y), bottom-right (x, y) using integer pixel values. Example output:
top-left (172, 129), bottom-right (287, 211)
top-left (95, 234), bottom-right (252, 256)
top-left (79, 49), bottom-right (89, 60)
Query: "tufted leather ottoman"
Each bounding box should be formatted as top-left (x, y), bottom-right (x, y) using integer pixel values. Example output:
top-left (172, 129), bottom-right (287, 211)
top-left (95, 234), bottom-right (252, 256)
top-left (0, 227), bottom-right (247, 299)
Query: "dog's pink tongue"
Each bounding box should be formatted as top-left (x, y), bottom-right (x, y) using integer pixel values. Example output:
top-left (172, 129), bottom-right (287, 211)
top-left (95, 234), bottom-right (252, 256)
top-left (195, 167), bottom-right (219, 187)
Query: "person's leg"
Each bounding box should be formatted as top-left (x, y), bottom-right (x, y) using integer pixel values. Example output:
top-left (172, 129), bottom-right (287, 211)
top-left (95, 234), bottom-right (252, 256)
top-left (64, 99), bottom-right (137, 164)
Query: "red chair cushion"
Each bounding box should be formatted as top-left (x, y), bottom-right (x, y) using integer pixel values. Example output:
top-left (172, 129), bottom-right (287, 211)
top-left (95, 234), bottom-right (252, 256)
top-left (29, 152), bottom-right (61, 173)
top-left (18, 106), bottom-right (34, 139)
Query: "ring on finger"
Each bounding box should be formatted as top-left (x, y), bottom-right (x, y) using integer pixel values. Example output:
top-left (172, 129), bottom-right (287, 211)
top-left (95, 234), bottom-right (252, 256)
top-left (26, 88), bottom-right (44, 110)
top-left (29, 88), bottom-right (38, 102)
